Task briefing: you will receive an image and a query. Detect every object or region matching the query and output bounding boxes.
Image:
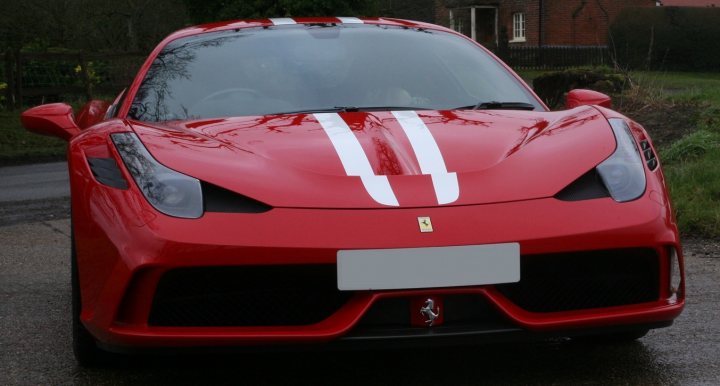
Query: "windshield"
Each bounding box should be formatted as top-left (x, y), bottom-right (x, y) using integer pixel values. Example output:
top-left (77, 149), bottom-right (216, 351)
top-left (129, 24), bottom-right (543, 121)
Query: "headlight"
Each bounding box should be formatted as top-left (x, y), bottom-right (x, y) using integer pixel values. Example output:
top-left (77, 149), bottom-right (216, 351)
top-left (596, 119), bottom-right (646, 202)
top-left (111, 133), bottom-right (203, 218)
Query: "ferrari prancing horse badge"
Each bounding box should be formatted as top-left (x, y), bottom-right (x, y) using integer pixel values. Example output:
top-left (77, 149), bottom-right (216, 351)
top-left (420, 298), bottom-right (440, 326)
top-left (418, 217), bottom-right (433, 233)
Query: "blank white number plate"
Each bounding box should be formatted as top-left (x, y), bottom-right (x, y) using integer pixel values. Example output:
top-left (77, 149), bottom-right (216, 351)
top-left (337, 243), bottom-right (520, 291)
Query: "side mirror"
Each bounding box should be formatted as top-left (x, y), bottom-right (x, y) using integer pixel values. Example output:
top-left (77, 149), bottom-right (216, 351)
top-left (566, 89), bottom-right (612, 109)
top-left (76, 100), bottom-right (111, 129)
top-left (21, 103), bottom-right (81, 142)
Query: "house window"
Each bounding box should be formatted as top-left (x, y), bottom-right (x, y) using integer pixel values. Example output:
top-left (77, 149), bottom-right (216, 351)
top-left (512, 12), bottom-right (526, 42)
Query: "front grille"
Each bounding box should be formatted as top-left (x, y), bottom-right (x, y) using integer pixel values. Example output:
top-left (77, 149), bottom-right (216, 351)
top-left (496, 248), bottom-right (660, 313)
top-left (358, 295), bottom-right (509, 328)
top-left (148, 265), bottom-right (352, 327)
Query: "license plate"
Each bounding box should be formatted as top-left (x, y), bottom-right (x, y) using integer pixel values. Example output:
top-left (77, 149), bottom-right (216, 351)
top-left (337, 243), bottom-right (520, 290)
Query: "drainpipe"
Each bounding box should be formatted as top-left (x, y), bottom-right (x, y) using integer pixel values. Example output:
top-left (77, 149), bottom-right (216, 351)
top-left (539, 0), bottom-right (544, 47)
top-left (471, 7), bottom-right (477, 41)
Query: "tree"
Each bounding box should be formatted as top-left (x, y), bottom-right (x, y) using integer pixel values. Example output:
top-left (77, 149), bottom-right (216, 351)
top-left (0, 0), bottom-right (188, 53)
top-left (69, 0), bottom-right (188, 52)
top-left (0, 0), bottom-right (60, 51)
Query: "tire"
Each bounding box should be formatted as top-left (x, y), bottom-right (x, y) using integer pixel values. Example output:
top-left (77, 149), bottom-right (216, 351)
top-left (71, 229), bottom-right (115, 366)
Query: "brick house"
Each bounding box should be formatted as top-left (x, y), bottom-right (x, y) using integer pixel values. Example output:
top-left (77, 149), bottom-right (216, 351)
top-left (435, 0), bottom-right (655, 48)
top-left (658, 0), bottom-right (719, 6)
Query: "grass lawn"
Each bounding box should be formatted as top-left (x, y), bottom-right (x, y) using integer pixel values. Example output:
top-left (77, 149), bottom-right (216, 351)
top-left (0, 110), bottom-right (66, 166)
top-left (661, 130), bottom-right (720, 236)
top-left (630, 71), bottom-right (720, 105)
top-left (516, 69), bottom-right (720, 104)
top-left (628, 72), bottom-right (720, 237)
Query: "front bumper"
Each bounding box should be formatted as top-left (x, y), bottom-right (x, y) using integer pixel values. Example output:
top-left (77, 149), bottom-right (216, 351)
top-left (71, 168), bottom-right (685, 349)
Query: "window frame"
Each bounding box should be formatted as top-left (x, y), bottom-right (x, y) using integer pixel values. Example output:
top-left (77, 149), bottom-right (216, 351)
top-left (511, 12), bottom-right (526, 43)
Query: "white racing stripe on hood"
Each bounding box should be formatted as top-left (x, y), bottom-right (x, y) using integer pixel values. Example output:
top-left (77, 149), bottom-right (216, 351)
top-left (392, 110), bottom-right (460, 205)
top-left (336, 17), bottom-right (364, 24)
top-left (269, 18), bottom-right (296, 25)
top-left (315, 113), bottom-right (400, 207)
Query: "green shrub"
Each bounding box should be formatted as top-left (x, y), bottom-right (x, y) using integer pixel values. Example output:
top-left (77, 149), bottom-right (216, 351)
top-left (533, 67), bottom-right (627, 108)
top-left (0, 110), bottom-right (66, 166)
top-left (0, 82), bottom-right (6, 108)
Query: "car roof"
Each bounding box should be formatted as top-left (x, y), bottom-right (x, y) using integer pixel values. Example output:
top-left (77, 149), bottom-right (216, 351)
top-left (162, 17), bottom-right (458, 43)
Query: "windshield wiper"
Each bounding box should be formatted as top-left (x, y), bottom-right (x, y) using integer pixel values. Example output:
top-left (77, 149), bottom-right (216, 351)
top-left (275, 106), bottom-right (429, 115)
top-left (454, 101), bottom-right (536, 111)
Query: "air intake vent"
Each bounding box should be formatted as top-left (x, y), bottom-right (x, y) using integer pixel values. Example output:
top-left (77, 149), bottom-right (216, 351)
top-left (149, 265), bottom-right (351, 327)
top-left (640, 140), bottom-right (658, 170)
top-left (496, 248), bottom-right (660, 313)
top-left (87, 157), bottom-right (129, 189)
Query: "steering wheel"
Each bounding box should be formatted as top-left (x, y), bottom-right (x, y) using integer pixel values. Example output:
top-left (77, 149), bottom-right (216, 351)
top-left (188, 88), bottom-right (261, 117)
top-left (195, 88), bottom-right (260, 104)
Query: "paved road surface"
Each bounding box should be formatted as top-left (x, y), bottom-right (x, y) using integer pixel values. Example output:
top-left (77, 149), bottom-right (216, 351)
top-left (0, 162), bottom-right (70, 226)
top-left (0, 162), bottom-right (69, 202)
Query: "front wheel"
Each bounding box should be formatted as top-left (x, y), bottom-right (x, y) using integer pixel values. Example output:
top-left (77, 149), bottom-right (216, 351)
top-left (71, 229), bottom-right (115, 366)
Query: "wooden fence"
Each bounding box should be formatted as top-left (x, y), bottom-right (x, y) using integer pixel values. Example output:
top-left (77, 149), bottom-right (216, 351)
top-left (2, 51), bottom-right (146, 109)
top-left (501, 46), bottom-right (611, 70)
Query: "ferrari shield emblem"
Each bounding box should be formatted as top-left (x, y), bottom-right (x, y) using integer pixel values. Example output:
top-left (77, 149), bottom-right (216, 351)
top-left (417, 217), bottom-right (433, 232)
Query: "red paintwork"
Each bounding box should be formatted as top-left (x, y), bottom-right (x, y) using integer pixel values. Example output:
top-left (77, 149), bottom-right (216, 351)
top-left (67, 108), bottom-right (684, 348)
top-left (21, 103), bottom-right (81, 141)
top-left (76, 100), bottom-right (111, 130)
top-left (132, 107), bottom-right (613, 208)
top-left (566, 89), bottom-right (613, 109)
top-left (25, 17), bottom-right (684, 350)
top-left (68, 153), bottom-right (682, 347)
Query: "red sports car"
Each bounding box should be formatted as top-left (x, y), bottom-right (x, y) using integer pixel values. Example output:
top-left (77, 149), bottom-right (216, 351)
top-left (22, 17), bottom-right (684, 366)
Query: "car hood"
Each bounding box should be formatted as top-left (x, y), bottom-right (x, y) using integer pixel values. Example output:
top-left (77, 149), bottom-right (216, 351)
top-left (128, 106), bottom-right (616, 209)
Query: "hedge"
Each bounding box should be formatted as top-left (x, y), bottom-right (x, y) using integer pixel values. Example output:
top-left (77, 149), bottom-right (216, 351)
top-left (610, 7), bottom-right (720, 71)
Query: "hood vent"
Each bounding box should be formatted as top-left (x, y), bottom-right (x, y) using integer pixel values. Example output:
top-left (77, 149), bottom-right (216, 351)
top-left (555, 169), bottom-right (610, 202)
top-left (202, 182), bottom-right (272, 213)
